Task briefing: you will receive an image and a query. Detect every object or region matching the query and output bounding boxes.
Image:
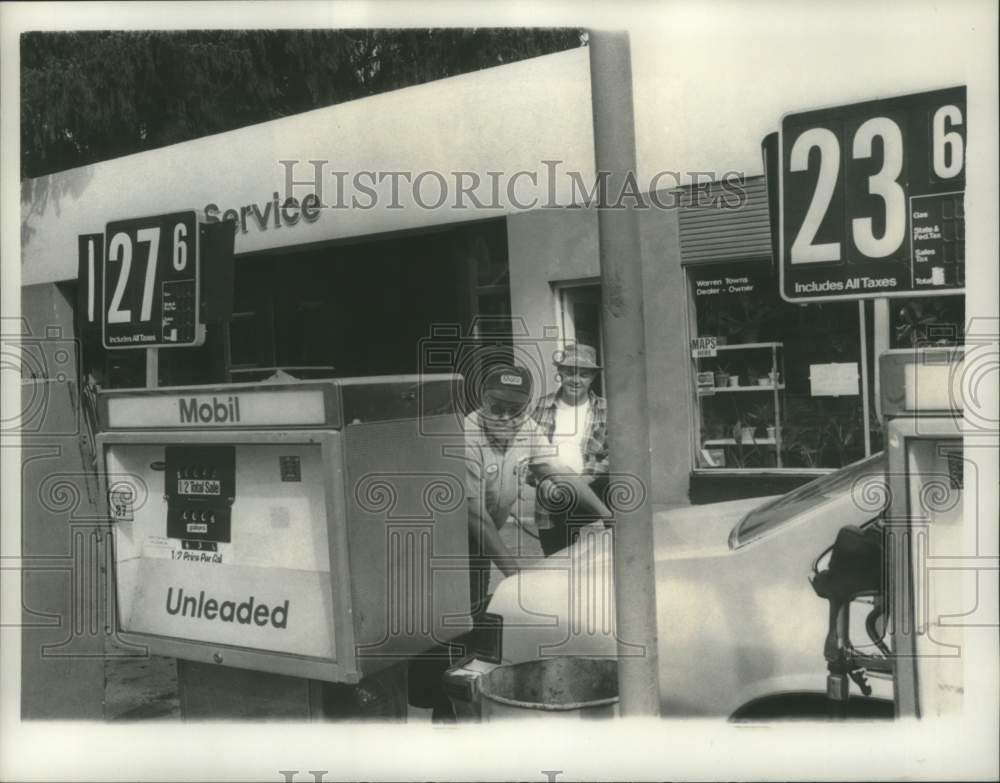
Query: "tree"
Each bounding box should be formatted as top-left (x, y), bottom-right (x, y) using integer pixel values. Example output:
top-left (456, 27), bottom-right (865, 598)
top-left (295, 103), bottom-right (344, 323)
top-left (20, 29), bottom-right (585, 179)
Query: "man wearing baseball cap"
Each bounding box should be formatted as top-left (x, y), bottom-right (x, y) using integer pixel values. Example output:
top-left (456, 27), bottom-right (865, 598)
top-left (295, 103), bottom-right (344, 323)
top-left (411, 364), bottom-right (545, 721)
top-left (464, 361), bottom-right (612, 599)
top-left (464, 363), bottom-right (547, 597)
top-left (532, 342), bottom-right (611, 555)
top-left (411, 362), bottom-right (610, 720)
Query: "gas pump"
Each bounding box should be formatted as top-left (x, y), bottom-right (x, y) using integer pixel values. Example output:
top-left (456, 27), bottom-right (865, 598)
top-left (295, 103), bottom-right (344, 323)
top-left (96, 374), bottom-right (471, 719)
top-left (881, 346), bottom-right (967, 718)
top-left (812, 346), bottom-right (967, 718)
top-left (79, 210), bottom-right (473, 718)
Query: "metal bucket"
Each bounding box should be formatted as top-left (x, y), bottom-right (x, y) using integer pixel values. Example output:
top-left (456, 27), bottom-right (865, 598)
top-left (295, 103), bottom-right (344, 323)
top-left (478, 657), bottom-right (619, 720)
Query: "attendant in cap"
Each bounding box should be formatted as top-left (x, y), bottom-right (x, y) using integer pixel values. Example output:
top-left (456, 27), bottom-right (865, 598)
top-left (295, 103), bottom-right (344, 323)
top-left (532, 343), bottom-right (611, 555)
top-left (463, 363), bottom-right (611, 609)
top-left (462, 364), bottom-right (548, 614)
top-left (410, 363), bottom-right (609, 721)
top-left (409, 364), bottom-right (543, 721)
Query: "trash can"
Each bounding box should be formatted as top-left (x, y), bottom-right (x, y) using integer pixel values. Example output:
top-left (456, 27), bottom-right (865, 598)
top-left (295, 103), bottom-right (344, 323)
top-left (477, 657), bottom-right (619, 720)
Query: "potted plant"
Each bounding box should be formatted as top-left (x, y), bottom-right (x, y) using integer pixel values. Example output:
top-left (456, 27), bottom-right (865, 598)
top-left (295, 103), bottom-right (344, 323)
top-left (728, 421), bottom-right (750, 468)
top-left (894, 300), bottom-right (958, 347)
top-left (713, 363), bottom-right (731, 388)
top-left (716, 295), bottom-right (780, 344)
top-left (745, 402), bottom-right (773, 440)
top-left (825, 406), bottom-right (871, 466)
top-left (700, 410), bottom-right (726, 442)
top-left (733, 417), bottom-right (756, 443)
top-left (780, 400), bottom-right (826, 468)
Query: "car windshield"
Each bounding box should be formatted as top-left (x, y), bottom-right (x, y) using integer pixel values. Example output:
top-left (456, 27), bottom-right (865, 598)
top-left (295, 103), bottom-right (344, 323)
top-left (730, 452), bottom-right (886, 549)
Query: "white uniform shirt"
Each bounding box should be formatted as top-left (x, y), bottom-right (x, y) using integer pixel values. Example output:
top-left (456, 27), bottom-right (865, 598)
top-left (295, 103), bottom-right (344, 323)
top-left (463, 413), bottom-right (552, 528)
top-left (549, 398), bottom-right (590, 475)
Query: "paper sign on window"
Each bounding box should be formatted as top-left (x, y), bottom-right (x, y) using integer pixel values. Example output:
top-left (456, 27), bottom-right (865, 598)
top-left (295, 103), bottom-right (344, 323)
top-left (809, 362), bottom-right (859, 397)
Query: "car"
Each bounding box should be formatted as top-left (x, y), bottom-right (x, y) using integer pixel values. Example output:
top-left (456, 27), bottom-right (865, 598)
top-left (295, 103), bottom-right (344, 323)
top-left (446, 452), bottom-right (896, 720)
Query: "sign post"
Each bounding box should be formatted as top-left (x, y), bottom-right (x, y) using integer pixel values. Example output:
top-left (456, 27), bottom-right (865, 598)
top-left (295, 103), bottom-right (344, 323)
top-left (589, 30), bottom-right (661, 717)
top-left (79, 210), bottom-right (234, 388)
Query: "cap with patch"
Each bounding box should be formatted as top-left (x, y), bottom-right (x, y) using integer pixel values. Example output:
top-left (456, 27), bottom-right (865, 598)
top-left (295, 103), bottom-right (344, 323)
top-left (482, 365), bottom-right (533, 405)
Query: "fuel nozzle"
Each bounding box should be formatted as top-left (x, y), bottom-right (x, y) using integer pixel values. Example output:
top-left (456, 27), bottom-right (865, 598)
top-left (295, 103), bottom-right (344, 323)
top-left (811, 524), bottom-right (887, 714)
top-left (848, 668), bottom-right (872, 697)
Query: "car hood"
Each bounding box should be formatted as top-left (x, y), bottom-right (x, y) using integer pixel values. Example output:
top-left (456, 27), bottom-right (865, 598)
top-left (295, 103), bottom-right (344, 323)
top-left (486, 457), bottom-right (891, 713)
top-left (651, 495), bottom-right (779, 558)
top-left (485, 495), bottom-right (774, 660)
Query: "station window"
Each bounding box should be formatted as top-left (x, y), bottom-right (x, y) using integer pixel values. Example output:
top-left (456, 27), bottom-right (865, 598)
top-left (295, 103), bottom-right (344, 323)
top-left (228, 218), bottom-right (510, 381)
top-left (555, 282), bottom-right (605, 395)
top-left (472, 232), bottom-right (513, 339)
top-left (81, 220), bottom-right (510, 389)
top-left (688, 259), bottom-right (876, 472)
top-left (889, 294), bottom-right (965, 348)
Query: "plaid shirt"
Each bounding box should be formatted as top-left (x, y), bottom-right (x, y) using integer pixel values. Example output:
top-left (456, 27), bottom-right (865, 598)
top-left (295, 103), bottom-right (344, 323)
top-left (532, 391), bottom-right (610, 478)
top-left (530, 391), bottom-right (609, 530)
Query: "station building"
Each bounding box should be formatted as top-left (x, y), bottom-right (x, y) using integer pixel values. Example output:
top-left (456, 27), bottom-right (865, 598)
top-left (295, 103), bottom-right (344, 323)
top-left (16, 29), bottom-right (984, 727)
top-left (21, 47), bottom-right (965, 511)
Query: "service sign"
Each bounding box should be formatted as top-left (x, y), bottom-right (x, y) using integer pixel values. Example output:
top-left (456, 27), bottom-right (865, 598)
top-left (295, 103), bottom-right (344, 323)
top-left (103, 211), bottom-right (202, 348)
top-left (777, 87), bottom-right (965, 302)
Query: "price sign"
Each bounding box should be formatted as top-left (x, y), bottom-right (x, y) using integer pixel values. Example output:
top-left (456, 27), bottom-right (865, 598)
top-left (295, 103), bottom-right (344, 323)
top-left (78, 233), bottom-right (104, 330)
top-left (776, 87), bottom-right (965, 302)
top-left (102, 211), bottom-right (202, 349)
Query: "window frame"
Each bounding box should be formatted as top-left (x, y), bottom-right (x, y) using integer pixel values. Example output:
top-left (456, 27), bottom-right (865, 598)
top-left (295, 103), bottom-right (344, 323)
top-left (552, 278), bottom-right (607, 394)
top-left (684, 258), bottom-right (876, 476)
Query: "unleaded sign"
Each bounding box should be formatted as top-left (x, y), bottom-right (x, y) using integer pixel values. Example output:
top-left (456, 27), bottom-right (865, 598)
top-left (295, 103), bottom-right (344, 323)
top-left (774, 87), bottom-right (965, 302)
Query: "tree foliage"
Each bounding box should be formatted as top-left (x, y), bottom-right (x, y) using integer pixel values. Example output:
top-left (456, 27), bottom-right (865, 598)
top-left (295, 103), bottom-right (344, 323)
top-left (21, 28), bottom-right (584, 179)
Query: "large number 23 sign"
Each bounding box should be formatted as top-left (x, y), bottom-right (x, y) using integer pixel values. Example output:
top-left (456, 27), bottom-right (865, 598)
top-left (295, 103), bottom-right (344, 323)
top-left (103, 211), bottom-right (201, 349)
top-left (788, 106), bottom-right (963, 263)
top-left (778, 87), bottom-right (966, 301)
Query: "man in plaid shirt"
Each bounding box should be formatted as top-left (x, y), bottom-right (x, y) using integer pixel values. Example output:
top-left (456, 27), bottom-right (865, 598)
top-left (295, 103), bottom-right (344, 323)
top-left (532, 343), bottom-right (611, 555)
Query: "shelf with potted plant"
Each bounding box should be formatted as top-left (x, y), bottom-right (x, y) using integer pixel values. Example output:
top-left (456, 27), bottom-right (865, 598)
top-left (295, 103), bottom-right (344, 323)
top-left (692, 342), bottom-right (786, 469)
top-left (714, 341), bottom-right (783, 352)
top-left (705, 404), bottom-right (777, 445)
top-left (697, 344), bottom-right (784, 388)
top-left (702, 437), bottom-right (777, 445)
top-left (698, 383), bottom-right (785, 395)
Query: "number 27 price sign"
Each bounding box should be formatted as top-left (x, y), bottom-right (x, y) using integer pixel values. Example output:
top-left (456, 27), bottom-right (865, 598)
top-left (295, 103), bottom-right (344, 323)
top-left (775, 86), bottom-right (965, 302)
top-left (102, 211), bottom-right (202, 349)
